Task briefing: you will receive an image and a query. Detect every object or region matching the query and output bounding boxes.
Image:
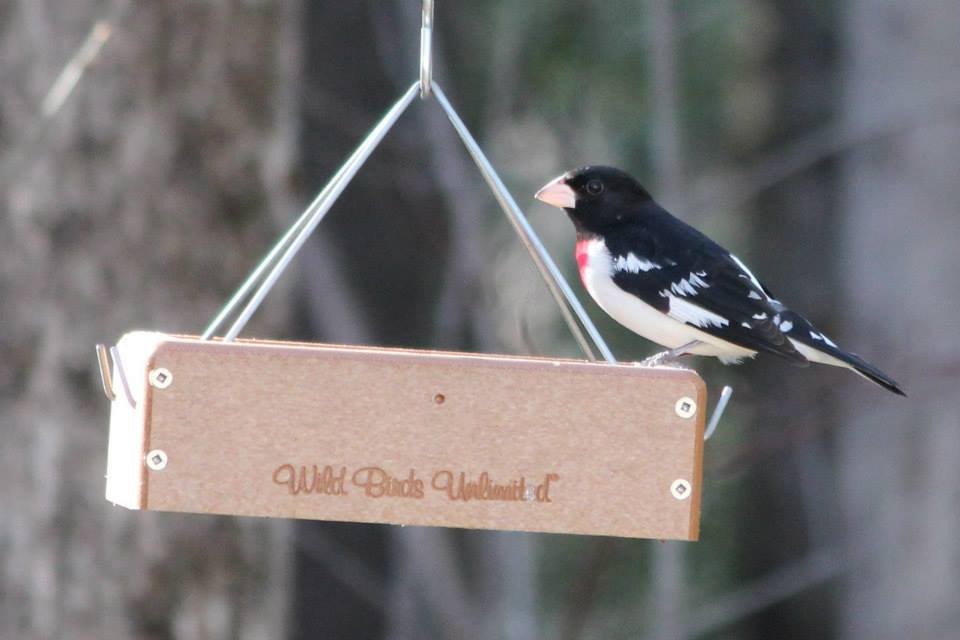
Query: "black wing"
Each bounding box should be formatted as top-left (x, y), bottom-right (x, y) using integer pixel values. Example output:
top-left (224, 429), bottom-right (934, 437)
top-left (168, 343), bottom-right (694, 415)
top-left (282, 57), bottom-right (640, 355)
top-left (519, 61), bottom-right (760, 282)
top-left (604, 213), bottom-right (808, 365)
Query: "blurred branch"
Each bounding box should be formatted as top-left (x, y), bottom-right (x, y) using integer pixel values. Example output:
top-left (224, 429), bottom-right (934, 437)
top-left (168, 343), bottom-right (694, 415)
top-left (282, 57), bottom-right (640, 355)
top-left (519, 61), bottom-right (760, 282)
top-left (691, 89), bottom-right (960, 213)
top-left (41, 16), bottom-right (114, 118)
top-left (690, 546), bottom-right (844, 636)
top-left (0, 0), bottom-right (130, 194)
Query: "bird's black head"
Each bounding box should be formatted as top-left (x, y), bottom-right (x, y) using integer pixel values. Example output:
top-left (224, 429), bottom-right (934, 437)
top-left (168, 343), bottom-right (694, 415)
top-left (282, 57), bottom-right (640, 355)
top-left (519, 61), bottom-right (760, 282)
top-left (535, 165), bottom-right (655, 233)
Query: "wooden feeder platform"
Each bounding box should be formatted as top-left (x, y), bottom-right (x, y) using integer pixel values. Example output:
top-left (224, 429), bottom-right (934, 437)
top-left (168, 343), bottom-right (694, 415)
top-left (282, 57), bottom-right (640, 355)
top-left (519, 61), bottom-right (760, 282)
top-left (104, 332), bottom-right (705, 540)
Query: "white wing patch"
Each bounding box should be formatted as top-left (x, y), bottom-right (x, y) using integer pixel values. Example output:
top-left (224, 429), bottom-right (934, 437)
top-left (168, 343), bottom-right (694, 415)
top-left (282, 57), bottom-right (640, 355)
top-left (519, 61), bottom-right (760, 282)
top-left (660, 272), bottom-right (710, 298)
top-left (809, 330), bottom-right (837, 347)
top-left (613, 253), bottom-right (661, 273)
top-left (666, 295), bottom-right (730, 329)
top-left (779, 319), bottom-right (794, 332)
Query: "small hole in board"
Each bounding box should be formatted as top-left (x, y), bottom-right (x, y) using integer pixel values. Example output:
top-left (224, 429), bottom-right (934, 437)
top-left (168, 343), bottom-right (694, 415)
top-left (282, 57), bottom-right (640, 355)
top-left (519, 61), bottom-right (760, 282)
top-left (434, 393), bottom-right (445, 405)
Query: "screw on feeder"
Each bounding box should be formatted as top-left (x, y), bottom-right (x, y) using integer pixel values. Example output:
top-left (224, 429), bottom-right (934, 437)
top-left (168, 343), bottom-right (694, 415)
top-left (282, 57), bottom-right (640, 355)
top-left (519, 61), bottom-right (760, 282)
top-left (674, 396), bottom-right (697, 419)
top-left (146, 449), bottom-right (168, 471)
top-left (149, 367), bottom-right (173, 389)
top-left (670, 478), bottom-right (692, 501)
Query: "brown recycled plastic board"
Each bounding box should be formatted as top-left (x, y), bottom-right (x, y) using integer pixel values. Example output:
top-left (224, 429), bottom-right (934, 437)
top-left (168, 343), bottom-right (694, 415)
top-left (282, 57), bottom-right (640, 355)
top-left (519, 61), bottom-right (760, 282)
top-left (104, 331), bottom-right (706, 540)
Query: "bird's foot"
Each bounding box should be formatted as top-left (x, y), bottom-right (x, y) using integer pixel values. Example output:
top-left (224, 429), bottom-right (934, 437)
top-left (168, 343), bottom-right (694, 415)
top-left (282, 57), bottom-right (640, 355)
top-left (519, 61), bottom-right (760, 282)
top-left (638, 341), bottom-right (701, 368)
top-left (639, 351), bottom-right (671, 367)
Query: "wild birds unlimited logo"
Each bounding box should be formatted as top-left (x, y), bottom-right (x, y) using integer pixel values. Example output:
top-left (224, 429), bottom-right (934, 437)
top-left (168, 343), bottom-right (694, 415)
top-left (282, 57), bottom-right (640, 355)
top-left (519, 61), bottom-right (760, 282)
top-left (272, 463), bottom-right (560, 504)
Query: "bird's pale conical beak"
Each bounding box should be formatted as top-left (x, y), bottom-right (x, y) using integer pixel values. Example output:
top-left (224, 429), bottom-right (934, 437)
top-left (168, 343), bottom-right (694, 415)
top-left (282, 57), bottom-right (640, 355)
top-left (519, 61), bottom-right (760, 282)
top-left (535, 175), bottom-right (577, 209)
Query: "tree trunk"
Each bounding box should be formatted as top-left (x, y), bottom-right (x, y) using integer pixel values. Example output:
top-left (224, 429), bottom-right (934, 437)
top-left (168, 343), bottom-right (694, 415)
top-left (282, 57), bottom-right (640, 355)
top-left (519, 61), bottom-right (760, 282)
top-left (1, 1), bottom-right (298, 637)
top-left (645, 0), bottom-right (687, 637)
top-left (839, 1), bottom-right (960, 638)
top-left (729, 2), bottom-right (841, 637)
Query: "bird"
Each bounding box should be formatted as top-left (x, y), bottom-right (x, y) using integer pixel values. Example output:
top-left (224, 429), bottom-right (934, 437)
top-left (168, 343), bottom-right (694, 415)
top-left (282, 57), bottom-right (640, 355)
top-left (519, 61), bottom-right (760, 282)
top-left (534, 165), bottom-right (905, 396)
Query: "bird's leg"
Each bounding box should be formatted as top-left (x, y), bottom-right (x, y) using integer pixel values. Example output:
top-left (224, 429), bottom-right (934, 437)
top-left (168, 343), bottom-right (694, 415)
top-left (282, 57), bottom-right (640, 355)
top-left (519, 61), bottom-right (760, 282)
top-left (639, 341), bottom-right (701, 367)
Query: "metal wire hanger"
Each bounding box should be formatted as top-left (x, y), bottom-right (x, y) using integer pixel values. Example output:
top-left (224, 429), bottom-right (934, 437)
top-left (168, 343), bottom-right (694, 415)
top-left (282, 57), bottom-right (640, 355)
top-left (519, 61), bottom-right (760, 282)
top-left (188, 0), bottom-right (732, 437)
top-left (199, 0), bottom-right (609, 360)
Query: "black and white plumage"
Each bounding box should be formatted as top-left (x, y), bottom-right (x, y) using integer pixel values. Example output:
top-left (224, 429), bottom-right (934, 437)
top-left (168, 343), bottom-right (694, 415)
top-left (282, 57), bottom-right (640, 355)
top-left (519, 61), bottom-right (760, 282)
top-left (535, 165), bottom-right (905, 396)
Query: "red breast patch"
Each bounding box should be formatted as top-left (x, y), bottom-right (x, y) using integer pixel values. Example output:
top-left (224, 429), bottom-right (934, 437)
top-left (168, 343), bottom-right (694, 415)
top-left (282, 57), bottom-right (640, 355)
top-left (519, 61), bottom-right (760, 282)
top-left (575, 240), bottom-right (590, 286)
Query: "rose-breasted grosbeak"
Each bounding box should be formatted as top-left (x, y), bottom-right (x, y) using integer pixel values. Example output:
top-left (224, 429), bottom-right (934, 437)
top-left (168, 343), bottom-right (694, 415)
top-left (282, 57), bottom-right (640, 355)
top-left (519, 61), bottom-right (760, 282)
top-left (535, 165), bottom-right (905, 396)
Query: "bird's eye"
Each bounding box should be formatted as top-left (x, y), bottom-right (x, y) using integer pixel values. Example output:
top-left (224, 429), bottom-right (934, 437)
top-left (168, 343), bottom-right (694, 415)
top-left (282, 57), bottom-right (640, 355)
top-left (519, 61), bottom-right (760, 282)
top-left (585, 180), bottom-right (604, 196)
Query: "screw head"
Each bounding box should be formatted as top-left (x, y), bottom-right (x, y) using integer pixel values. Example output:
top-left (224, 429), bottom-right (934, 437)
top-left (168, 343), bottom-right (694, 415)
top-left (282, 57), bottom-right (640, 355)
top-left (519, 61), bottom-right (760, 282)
top-left (149, 367), bottom-right (172, 389)
top-left (146, 449), bottom-right (168, 471)
top-left (670, 478), bottom-right (692, 501)
top-left (674, 396), bottom-right (697, 419)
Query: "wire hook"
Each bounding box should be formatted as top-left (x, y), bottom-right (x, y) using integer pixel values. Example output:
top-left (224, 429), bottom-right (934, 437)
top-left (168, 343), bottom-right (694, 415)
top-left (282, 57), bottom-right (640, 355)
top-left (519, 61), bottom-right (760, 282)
top-left (96, 344), bottom-right (115, 401)
top-left (704, 385), bottom-right (733, 440)
top-left (95, 343), bottom-right (137, 408)
top-left (420, 0), bottom-right (434, 98)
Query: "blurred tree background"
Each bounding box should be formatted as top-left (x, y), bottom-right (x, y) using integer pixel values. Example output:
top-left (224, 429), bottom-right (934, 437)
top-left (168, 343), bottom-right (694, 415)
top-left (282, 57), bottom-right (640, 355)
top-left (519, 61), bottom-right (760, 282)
top-left (2, 1), bottom-right (957, 639)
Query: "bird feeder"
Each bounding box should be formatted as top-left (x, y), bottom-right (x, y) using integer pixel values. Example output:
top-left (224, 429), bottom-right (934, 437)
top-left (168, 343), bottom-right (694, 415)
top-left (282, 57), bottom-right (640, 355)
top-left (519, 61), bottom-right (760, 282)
top-left (97, 0), bottom-right (730, 541)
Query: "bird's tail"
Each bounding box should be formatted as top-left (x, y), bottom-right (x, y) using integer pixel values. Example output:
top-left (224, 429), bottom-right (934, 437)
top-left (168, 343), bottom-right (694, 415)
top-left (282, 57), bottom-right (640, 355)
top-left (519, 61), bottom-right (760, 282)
top-left (826, 347), bottom-right (906, 396)
top-left (778, 310), bottom-right (906, 396)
